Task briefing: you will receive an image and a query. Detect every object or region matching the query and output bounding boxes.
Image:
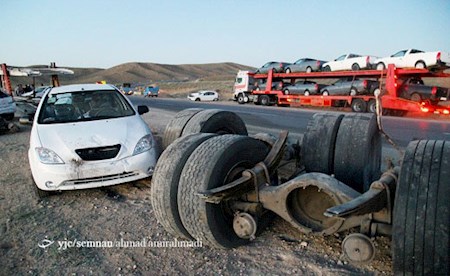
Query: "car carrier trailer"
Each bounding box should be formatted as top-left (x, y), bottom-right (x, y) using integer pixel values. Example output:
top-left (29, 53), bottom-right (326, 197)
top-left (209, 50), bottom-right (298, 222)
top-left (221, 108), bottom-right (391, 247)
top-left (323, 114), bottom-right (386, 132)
top-left (150, 108), bottom-right (449, 275)
top-left (236, 64), bottom-right (450, 116)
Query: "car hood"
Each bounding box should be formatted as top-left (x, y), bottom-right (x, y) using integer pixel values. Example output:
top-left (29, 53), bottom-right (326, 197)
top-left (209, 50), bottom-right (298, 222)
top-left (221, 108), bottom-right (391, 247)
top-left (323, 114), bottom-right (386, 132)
top-left (36, 115), bottom-right (150, 161)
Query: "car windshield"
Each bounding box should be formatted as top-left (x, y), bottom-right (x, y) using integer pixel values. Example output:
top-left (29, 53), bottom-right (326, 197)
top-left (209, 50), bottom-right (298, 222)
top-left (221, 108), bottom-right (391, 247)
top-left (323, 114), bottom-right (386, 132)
top-left (37, 89), bottom-right (135, 124)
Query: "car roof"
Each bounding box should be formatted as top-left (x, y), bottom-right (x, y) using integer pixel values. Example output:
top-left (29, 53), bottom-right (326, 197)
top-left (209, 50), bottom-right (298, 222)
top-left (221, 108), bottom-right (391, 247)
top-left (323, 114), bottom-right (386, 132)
top-left (49, 84), bottom-right (117, 94)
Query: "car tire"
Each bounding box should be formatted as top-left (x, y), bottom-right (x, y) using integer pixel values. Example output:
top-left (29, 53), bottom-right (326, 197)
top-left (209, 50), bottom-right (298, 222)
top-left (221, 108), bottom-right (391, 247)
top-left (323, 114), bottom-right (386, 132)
top-left (151, 133), bottom-right (217, 240)
top-left (322, 90), bottom-right (329, 96)
top-left (415, 61), bottom-right (426, 69)
top-left (393, 140), bottom-right (450, 275)
top-left (410, 93), bottom-right (422, 102)
top-left (162, 108), bottom-right (204, 149)
top-left (283, 89), bottom-right (289, 95)
top-left (195, 98), bottom-right (200, 101)
top-left (323, 66), bottom-right (331, 72)
top-left (304, 90), bottom-right (310, 96)
top-left (182, 109), bottom-right (248, 137)
top-left (306, 67), bottom-right (312, 73)
top-left (351, 63), bottom-right (360, 71)
top-left (376, 63), bottom-right (385, 70)
top-left (302, 113), bottom-right (344, 174)
top-left (334, 114), bottom-right (381, 192)
top-left (260, 95), bottom-right (270, 106)
top-left (349, 88), bottom-right (358, 96)
top-left (285, 68), bottom-right (291, 74)
top-left (351, 99), bottom-right (367, 113)
top-left (178, 135), bottom-right (272, 248)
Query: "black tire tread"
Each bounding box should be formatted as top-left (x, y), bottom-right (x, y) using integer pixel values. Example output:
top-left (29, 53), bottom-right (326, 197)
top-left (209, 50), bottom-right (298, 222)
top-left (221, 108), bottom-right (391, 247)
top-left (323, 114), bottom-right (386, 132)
top-left (178, 135), bottom-right (269, 248)
top-left (182, 109), bottom-right (248, 137)
top-left (162, 108), bottom-right (203, 148)
top-left (393, 140), bottom-right (450, 275)
top-left (302, 113), bottom-right (344, 174)
top-left (151, 133), bottom-right (216, 239)
top-left (333, 114), bottom-right (381, 192)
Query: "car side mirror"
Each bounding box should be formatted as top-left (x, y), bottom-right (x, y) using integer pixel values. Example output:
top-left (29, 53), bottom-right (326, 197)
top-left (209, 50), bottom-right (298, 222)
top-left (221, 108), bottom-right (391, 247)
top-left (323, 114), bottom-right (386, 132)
top-left (137, 105), bottom-right (149, 115)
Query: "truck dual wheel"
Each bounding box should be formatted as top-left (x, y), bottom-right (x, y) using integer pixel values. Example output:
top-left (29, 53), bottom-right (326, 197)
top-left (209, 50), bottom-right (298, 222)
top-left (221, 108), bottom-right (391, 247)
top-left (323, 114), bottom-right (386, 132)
top-left (237, 94), bottom-right (245, 104)
top-left (178, 135), bottom-right (272, 248)
top-left (151, 133), bottom-right (217, 240)
top-left (351, 99), bottom-right (367, 113)
top-left (333, 114), bottom-right (381, 192)
top-left (367, 99), bottom-right (377, 113)
top-left (302, 113), bottom-right (344, 174)
top-left (162, 108), bottom-right (204, 149)
top-left (260, 95), bottom-right (270, 106)
top-left (162, 109), bottom-right (248, 149)
top-left (393, 140), bottom-right (449, 275)
top-left (181, 109), bottom-right (248, 137)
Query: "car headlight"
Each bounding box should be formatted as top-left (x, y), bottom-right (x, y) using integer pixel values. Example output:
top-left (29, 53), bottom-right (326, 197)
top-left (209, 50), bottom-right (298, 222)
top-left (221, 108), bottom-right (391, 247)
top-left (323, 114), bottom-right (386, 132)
top-left (35, 147), bottom-right (65, 164)
top-left (133, 134), bottom-right (153, 155)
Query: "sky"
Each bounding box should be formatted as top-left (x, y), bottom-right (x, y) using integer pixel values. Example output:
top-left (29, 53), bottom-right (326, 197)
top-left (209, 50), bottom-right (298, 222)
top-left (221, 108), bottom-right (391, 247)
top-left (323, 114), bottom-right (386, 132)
top-left (1, 0), bottom-right (449, 69)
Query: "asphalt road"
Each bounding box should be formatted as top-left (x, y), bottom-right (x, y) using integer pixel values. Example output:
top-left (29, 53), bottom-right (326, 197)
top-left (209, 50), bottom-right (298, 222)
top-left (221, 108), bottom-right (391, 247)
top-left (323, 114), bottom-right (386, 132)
top-left (129, 97), bottom-right (450, 148)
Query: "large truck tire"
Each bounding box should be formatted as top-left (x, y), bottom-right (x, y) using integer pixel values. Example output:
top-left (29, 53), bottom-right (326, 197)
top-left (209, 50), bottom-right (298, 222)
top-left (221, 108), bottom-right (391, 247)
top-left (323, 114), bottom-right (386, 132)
top-left (162, 108), bottom-right (203, 149)
top-left (302, 113), bottom-right (344, 175)
top-left (393, 140), bottom-right (450, 275)
top-left (182, 109), bottom-right (248, 137)
top-left (151, 133), bottom-right (217, 240)
top-left (333, 114), bottom-right (381, 192)
top-left (178, 135), bottom-right (271, 248)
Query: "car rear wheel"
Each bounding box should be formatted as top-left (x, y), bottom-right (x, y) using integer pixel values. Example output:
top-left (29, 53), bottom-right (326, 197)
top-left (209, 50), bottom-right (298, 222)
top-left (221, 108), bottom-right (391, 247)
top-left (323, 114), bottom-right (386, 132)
top-left (323, 66), bottom-right (331, 72)
top-left (351, 63), bottom-right (360, 71)
top-left (195, 98), bottom-right (200, 101)
top-left (415, 61), bottom-right (426, 69)
top-left (306, 67), bottom-right (312, 73)
top-left (304, 90), bottom-right (310, 96)
top-left (322, 90), bottom-right (329, 96)
top-left (376, 63), bottom-right (385, 70)
top-left (283, 89), bottom-right (289, 95)
top-left (410, 93), bottom-right (422, 102)
top-left (349, 88), bottom-right (358, 96)
top-left (285, 68), bottom-right (291, 74)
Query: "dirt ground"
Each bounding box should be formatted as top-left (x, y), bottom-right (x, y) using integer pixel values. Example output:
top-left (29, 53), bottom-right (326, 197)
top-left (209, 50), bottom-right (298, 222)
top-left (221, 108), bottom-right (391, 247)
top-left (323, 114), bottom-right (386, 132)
top-left (0, 108), bottom-right (393, 275)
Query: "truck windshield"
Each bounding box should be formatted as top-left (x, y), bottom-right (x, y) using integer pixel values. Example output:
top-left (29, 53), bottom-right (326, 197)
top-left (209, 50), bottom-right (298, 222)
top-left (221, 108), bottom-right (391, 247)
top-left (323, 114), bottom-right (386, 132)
top-left (37, 89), bottom-right (136, 124)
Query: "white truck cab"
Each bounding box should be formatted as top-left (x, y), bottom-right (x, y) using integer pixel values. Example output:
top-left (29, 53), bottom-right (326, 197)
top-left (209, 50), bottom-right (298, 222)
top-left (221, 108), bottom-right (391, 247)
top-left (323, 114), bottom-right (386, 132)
top-left (233, 70), bottom-right (256, 104)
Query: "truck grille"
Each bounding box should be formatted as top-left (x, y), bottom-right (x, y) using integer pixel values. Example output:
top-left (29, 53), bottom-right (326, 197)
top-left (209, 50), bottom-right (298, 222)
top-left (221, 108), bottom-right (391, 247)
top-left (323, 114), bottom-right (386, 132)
top-left (75, 144), bottom-right (121, 161)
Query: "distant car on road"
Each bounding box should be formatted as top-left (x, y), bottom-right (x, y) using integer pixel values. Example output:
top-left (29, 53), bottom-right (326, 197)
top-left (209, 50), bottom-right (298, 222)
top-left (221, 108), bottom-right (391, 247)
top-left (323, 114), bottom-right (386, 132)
top-left (188, 90), bottom-right (219, 101)
top-left (284, 58), bottom-right (327, 73)
top-left (255, 61), bottom-right (291, 74)
top-left (320, 77), bottom-right (378, 96)
top-left (144, 86), bottom-right (159, 97)
top-left (283, 80), bottom-right (327, 96)
top-left (322, 53), bottom-right (378, 71)
top-left (28, 84), bottom-right (157, 197)
top-left (0, 89), bottom-right (16, 121)
top-left (374, 49), bottom-right (450, 70)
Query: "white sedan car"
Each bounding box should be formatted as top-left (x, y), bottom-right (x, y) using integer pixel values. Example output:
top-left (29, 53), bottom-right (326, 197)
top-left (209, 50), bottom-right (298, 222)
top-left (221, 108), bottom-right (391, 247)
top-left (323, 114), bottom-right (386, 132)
top-left (28, 84), bottom-right (157, 197)
top-left (188, 90), bottom-right (219, 101)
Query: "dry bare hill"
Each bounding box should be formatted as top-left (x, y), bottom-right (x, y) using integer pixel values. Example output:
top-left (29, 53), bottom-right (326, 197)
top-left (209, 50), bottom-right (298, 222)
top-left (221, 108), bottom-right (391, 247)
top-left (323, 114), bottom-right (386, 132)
top-left (63, 62), bottom-right (255, 85)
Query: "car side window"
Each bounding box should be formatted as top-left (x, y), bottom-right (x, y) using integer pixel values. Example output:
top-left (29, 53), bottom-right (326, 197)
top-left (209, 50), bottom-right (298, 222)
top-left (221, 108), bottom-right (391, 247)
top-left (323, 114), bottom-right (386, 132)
top-left (336, 55), bottom-right (346, 61)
